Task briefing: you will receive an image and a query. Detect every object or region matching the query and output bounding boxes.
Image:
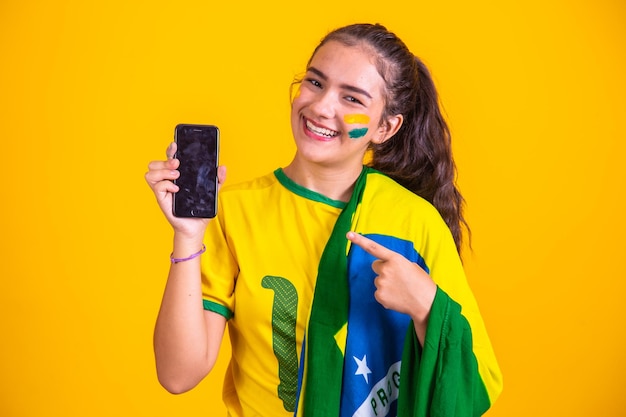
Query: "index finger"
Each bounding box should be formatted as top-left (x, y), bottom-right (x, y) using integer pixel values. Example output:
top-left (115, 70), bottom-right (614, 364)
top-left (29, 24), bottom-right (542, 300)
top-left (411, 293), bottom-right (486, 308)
top-left (346, 231), bottom-right (396, 261)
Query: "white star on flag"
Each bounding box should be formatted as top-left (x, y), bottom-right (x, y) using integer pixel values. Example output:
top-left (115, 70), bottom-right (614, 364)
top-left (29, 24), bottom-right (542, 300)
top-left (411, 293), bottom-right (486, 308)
top-left (353, 355), bottom-right (372, 383)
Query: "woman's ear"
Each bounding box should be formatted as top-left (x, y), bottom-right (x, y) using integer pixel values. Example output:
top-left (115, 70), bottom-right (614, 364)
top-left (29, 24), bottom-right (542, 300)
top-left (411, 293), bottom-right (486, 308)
top-left (373, 114), bottom-right (403, 144)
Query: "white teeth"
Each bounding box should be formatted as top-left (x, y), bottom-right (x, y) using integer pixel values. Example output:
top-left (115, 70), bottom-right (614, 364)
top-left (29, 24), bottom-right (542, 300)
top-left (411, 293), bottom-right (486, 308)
top-left (306, 120), bottom-right (339, 137)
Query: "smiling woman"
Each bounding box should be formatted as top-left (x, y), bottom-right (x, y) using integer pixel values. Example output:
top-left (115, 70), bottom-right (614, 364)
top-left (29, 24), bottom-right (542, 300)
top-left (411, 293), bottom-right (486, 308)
top-left (2, 0), bottom-right (625, 415)
top-left (286, 40), bottom-right (403, 191)
top-left (145, 23), bottom-right (502, 417)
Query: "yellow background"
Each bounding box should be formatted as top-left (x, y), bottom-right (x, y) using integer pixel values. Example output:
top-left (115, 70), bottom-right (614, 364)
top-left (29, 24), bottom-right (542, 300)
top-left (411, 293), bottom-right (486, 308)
top-left (1, 0), bottom-right (624, 415)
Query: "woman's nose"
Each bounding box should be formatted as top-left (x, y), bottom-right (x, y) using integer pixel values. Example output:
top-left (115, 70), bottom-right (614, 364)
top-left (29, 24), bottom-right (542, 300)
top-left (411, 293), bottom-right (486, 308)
top-left (309, 90), bottom-right (337, 119)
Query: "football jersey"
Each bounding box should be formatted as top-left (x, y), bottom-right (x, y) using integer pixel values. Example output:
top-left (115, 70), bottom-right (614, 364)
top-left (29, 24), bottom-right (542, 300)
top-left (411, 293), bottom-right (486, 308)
top-left (201, 167), bottom-right (502, 416)
top-left (201, 168), bottom-right (344, 416)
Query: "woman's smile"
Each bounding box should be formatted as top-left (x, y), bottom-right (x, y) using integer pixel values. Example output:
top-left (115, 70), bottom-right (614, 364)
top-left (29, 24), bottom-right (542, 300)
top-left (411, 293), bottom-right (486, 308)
top-left (303, 117), bottom-right (340, 141)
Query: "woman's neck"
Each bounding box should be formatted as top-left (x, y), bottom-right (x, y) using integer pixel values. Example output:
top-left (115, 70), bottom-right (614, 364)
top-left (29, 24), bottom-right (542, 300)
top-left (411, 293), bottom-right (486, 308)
top-left (282, 159), bottom-right (364, 203)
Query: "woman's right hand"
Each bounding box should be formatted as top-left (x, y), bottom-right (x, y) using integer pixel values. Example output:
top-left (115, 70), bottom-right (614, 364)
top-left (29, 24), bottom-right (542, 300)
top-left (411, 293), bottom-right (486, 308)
top-left (145, 142), bottom-right (226, 239)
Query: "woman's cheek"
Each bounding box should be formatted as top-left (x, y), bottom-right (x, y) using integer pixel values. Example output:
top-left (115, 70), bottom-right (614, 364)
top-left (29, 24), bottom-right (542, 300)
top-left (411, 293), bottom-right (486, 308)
top-left (344, 114), bottom-right (371, 139)
top-left (348, 127), bottom-right (369, 139)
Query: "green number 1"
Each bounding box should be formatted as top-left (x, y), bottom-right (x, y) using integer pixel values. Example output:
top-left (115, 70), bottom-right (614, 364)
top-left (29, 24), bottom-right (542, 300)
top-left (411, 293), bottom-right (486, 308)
top-left (261, 276), bottom-right (299, 412)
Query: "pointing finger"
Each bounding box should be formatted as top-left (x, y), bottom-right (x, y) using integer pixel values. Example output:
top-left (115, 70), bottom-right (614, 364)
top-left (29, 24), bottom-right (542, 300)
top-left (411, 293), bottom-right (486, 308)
top-left (346, 232), bottom-right (396, 261)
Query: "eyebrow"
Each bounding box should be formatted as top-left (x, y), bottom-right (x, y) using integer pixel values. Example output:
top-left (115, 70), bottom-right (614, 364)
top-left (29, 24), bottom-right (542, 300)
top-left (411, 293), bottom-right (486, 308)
top-left (307, 66), bottom-right (373, 100)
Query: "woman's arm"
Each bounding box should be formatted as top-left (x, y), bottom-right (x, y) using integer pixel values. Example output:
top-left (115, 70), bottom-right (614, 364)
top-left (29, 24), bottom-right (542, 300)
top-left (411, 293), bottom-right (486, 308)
top-left (153, 233), bottom-right (227, 394)
top-left (145, 144), bottom-right (228, 393)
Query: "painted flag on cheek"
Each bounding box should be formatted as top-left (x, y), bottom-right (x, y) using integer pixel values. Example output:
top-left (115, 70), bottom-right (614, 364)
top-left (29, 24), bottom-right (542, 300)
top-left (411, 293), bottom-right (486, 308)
top-left (344, 114), bottom-right (370, 139)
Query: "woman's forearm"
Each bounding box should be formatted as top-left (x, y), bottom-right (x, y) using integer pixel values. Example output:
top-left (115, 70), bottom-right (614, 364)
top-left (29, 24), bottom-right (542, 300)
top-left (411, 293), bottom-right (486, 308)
top-left (153, 234), bottom-right (226, 394)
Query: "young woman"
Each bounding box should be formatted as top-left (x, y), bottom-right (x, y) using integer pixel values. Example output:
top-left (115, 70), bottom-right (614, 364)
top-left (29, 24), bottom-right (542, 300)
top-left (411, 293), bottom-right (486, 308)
top-left (145, 23), bottom-right (502, 417)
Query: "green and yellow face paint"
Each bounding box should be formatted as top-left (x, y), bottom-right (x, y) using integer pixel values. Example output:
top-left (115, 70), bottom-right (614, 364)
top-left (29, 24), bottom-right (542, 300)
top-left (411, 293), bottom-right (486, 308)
top-left (344, 114), bottom-right (370, 139)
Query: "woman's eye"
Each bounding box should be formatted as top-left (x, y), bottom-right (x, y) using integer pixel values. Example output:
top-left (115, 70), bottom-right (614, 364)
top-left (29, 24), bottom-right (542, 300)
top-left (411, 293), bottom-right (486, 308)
top-left (346, 96), bottom-right (363, 105)
top-left (306, 78), bottom-right (322, 88)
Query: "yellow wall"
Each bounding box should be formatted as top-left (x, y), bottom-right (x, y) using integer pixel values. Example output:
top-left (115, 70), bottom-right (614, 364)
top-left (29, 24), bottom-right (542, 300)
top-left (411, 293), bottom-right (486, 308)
top-left (1, 0), bottom-right (624, 415)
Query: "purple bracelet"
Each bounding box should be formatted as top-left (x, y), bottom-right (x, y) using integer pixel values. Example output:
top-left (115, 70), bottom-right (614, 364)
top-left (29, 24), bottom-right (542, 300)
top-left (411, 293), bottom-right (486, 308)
top-left (170, 244), bottom-right (206, 263)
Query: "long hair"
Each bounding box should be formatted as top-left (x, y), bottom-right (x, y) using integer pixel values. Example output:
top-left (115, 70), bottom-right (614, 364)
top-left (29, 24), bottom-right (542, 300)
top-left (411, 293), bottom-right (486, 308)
top-left (312, 23), bottom-right (469, 253)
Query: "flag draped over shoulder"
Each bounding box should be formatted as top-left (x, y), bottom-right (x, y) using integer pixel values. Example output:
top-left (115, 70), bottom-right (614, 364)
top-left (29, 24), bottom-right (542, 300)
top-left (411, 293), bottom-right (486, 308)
top-left (298, 167), bottom-right (496, 417)
top-left (300, 167), bottom-right (367, 416)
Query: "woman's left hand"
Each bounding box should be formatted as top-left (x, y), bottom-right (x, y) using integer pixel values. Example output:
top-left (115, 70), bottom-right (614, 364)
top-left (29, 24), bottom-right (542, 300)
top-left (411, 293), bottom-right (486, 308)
top-left (346, 232), bottom-right (437, 326)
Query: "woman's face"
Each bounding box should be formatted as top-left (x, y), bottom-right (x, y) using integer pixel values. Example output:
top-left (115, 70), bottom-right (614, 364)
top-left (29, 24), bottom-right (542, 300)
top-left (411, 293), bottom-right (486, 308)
top-left (290, 41), bottom-right (401, 170)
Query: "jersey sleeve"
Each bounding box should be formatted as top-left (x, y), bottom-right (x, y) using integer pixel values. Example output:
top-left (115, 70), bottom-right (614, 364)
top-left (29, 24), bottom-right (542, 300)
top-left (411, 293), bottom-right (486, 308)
top-left (200, 198), bottom-right (239, 320)
top-left (402, 209), bottom-right (503, 415)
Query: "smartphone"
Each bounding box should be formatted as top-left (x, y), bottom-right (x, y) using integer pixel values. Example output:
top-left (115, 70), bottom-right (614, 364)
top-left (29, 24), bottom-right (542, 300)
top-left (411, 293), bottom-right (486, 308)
top-left (172, 124), bottom-right (220, 218)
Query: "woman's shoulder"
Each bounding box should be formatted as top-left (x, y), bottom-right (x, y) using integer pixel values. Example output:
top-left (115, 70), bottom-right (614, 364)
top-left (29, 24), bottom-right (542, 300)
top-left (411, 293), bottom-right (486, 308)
top-left (362, 169), bottom-right (454, 252)
top-left (219, 170), bottom-right (280, 194)
top-left (364, 169), bottom-right (438, 214)
top-left (215, 171), bottom-right (283, 212)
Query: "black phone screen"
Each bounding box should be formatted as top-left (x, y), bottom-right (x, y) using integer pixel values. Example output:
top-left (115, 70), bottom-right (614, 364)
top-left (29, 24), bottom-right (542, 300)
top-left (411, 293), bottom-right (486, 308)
top-left (173, 124), bottom-right (219, 218)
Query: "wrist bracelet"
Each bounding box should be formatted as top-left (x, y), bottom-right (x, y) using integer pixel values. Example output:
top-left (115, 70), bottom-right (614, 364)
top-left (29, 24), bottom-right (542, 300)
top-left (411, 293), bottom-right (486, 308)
top-left (170, 244), bottom-right (206, 263)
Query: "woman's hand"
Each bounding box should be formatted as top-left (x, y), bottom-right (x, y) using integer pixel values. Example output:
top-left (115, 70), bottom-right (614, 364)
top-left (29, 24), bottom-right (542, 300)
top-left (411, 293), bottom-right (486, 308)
top-left (346, 231), bottom-right (437, 344)
top-left (145, 142), bottom-right (227, 239)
